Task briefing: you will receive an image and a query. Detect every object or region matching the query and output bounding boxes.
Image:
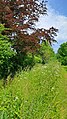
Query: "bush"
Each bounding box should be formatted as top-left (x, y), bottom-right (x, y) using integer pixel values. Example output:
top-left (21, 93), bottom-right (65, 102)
top-left (57, 42), bottom-right (67, 65)
top-left (0, 24), bottom-right (16, 81)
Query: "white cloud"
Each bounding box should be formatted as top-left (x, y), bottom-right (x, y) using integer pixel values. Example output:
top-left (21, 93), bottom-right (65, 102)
top-left (36, 5), bottom-right (67, 52)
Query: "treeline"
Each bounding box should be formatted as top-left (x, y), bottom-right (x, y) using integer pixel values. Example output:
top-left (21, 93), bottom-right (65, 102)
top-left (0, 0), bottom-right (58, 84)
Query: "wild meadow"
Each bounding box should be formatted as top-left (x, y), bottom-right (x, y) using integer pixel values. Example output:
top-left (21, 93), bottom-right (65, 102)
top-left (0, 1), bottom-right (67, 119)
top-left (0, 60), bottom-right (67, 119)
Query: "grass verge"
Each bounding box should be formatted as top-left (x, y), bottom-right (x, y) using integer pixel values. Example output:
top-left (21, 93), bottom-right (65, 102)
top-left (0, 60), bottom-right (67, 119)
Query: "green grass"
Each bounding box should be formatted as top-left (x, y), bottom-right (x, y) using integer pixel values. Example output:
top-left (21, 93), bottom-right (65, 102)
top-left (0, 60), bottom-right (67, 119)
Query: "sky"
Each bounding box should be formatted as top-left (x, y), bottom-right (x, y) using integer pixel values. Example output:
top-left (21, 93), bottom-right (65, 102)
top-left (37, 0), bottom-right (67, 52)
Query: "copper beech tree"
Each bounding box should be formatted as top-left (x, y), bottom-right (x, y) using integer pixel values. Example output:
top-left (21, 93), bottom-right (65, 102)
top-left (0, 0), bottom-right (58, 54)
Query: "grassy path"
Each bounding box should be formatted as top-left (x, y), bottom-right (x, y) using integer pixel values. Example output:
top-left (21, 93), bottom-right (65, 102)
top-left (0, 61), bottom-right (67, 119)
top-left (59, 68), bottom-right (67, 119)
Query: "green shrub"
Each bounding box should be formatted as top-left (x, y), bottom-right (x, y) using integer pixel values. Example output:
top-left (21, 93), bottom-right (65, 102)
top-left (57, 42), bottom-right (67, 65)
top-left (0, 24), bottom-right (16, 80)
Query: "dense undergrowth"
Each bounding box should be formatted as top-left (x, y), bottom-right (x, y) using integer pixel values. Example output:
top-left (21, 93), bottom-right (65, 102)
top-left (0, 60), bottom-right (67, 119)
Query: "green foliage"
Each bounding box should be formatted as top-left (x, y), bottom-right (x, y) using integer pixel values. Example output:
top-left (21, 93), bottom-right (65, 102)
top-left (0, 61), bottom-right (67, 118)
top-left (0, 24), bottom-right (9, 34)
top-left (39, 41), bottom-right (55, 64)
top-left (16, 53), bottom-right (35, 70)
top-left (0, 24), bottom-right (16, 79)
top-left (34, 55), bottom-right (42, 63)
top-left (57, 42), bottom-right (67, 65)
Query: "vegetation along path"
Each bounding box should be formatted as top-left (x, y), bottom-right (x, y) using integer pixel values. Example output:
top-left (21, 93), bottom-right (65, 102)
top-left (0, 61), bottom-right (67, 119)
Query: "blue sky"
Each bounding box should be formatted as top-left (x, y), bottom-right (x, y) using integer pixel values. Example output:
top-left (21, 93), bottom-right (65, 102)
top-left (37, 0), bottom-right (67, 52)
top-left (48, 0), bottom-right (67, 16)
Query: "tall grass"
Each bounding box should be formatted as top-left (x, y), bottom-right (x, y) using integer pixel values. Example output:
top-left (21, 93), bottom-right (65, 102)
top-left (0, 60), bottom-right (67, 119)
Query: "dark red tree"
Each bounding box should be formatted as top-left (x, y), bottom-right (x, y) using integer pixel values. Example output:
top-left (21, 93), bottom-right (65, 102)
top-left (0, 0), bottom-right (58, 54)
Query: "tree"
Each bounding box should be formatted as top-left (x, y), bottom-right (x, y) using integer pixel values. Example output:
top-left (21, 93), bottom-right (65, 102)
top-left (39, 41), bottom-right (55, 64)
top-left (0, 0), bottom-right (58, 54)
top-left (57, 42), bottom-right (67, 65)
